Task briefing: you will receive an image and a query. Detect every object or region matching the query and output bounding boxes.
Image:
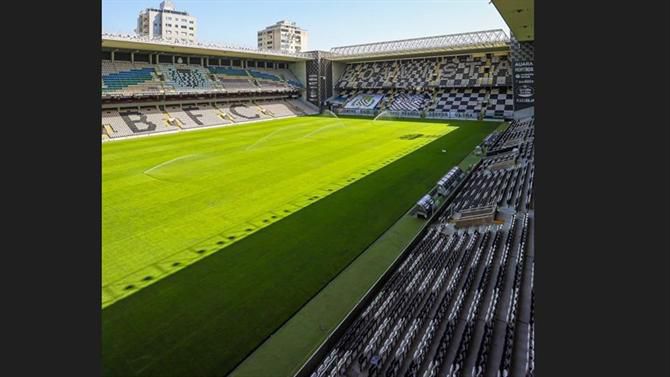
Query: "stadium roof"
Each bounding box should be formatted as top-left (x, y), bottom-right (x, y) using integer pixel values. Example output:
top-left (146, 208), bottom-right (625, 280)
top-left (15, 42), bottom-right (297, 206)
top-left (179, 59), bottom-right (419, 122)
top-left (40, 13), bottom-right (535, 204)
top-left (328, 29), bottom-right (510, 61)
top-left (491, 0), bottom-right (534, 41)
top-left (101, 33), bottom-right (312, 62)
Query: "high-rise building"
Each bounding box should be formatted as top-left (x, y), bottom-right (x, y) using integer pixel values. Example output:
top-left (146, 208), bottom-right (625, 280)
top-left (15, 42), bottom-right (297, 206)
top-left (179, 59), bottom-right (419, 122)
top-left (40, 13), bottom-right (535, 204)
top-left (257, 20), bottom-right (308, 53)
top-left (136, 1), bottom-right (197, 43)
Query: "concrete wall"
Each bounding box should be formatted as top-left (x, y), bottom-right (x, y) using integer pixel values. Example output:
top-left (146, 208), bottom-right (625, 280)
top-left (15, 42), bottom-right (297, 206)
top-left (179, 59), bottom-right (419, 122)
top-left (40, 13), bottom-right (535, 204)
top-left (331, 61), bottom-right (347, 91)
top-left (289, 61), bottom-right (307, 87)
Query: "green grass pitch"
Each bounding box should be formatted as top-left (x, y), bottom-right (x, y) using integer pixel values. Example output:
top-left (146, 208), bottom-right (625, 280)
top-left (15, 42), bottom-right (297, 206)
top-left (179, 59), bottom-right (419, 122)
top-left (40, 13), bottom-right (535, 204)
top-left (102, 116), bottom-right (499, 376)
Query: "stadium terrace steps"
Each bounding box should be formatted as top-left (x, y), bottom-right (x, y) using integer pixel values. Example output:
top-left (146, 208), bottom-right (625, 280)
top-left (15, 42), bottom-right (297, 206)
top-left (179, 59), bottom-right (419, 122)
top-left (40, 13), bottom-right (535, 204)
top-left (261, 102), bottom-right (298, 118)
top-left (204, 66), bottom-right (304, 92)
top-left (102, 60), bottom-right (304, 96)
top-left (288, 99), bottom-right (320, 115)
top-left (330, 52), bottom-right (514, 119)
top-left (306, 117), bottom-right (535, 377)
top-left (102, 61), bottom-right (165, 95)
top-left (334, 87), bottom-right (513, 119)
top-left (337, 54), bottom-right (511, 90)
top-left (102, 108), bottom-right (175, 138)
top-left (160, 64), bottom-right (220, 93)
top-left (165, 104), bottom-right (230, 129)
top-left (228, 103), bottom-right (273, 120)
top-left (101, 100), bottom-right (311, 139)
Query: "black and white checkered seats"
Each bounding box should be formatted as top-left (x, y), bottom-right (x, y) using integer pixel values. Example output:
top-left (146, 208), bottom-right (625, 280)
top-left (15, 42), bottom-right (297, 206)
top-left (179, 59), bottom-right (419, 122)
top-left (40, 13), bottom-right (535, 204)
top-left (396, 59), bottom-right (438, 89)
top-left (484, 88), bottom-right (514, 118)
top-left (389, 92), bottom-right (430, 111)
top-left (337, 53), bottom-right (512, 89)
top-left (435, 54), bottom-right (511, 88)
top-left (428, 88), bottom-right (488, 112)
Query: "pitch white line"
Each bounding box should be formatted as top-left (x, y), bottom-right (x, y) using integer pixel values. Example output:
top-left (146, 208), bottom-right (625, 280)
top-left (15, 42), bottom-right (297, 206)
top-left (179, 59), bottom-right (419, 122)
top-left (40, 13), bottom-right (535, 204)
top-left (143, 154), bottom-right (199, 175)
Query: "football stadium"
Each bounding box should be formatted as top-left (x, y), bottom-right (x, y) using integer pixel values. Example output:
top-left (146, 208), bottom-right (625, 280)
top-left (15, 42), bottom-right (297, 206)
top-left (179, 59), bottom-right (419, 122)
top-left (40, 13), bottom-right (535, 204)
top-left (102, 1), bottom-right (534, 376)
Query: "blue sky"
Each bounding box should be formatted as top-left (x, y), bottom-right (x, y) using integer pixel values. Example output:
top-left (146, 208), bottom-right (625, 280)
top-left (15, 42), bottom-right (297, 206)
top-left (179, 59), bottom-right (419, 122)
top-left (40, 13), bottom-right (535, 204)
top-left (102, 0), bottom-right (509, 50)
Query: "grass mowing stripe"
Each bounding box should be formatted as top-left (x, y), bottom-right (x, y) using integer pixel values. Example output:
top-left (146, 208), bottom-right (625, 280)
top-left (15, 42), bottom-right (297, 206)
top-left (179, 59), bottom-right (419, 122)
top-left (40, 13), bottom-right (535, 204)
top-left (103, 117), bottom-right (458, 306)
top-left (102, 121), bottom-right (498, 377)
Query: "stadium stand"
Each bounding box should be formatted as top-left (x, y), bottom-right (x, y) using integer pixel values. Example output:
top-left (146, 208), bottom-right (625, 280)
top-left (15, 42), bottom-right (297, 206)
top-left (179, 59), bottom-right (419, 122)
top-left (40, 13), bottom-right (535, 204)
top-left (307, 117), bottom-right (535, 377)
top-left (434, 54), bottom-right (511, 88)
top-left (337, 54), bottom-right (510, 90)
top-left (102, 99), bottom-right (313, 139)
top-left (103, 61), bottom-right (305, 99)
top-left (396, 59), bottom-right (439, 89)
top-left (208, 66), bottom-right (258, 91)
top-left (287, 99), bottom-right (320, 115)
top-left (138, 106), bottom-right (171, 128)
top-left (260, 101), bottom-right (300, 118)
top-left (102, 61), bottom-right (164, 96)
top-left (331, 52), bottom-right (513, 119)
top-left (165, 104), bottom-right (229, 129)
top-left (388, 92), bottom-right (431, 112)
top-left (226, 103), bottom-right (271, 120)
top-left (102, 108), bottom-right (176, 138)
top-left (160, 64), bottom-right (220, 93)
top-left (102, 28), bottom-right (516, 133)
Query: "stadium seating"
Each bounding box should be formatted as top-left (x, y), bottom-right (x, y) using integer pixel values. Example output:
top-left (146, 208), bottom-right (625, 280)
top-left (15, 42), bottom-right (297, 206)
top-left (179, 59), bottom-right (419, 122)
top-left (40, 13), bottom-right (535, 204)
top-left (484, 87), bottom-right (515, 119)
top-left (250, 69), bottom-right (303, 91)
top-left (395, 59), bottom-right (439, 89)
top-left (160, 64), bottom-right (220, 92)
top-left (101, 99), bottom-right (314, 140)
top-left (388, 92), bottom-right (431, 111)
top-left (247, 69), bottom-right (282, 82)
top-left (208, 66), bottom-right (257, 91)
top-left (337, 60), bottom-right (399, 89)
top-left (427, 88), bottom-right (488, 114)
top-left (102, 61), bottom-right (164, 95)
top-left (139, 106), bottom-right (171, 128)
top-left (225, 103), bottom-right (272, 121)
top-left (309, 117), bottom-right (535, 377)
top-left (165, 104), bottom-right (230, 129)
top-left (208, 66), bottom-right (249, 77)
top-left (260, 101), bottom-right (299, 118)
top-left (332, 53), bottom-right (513, 118)
top-left (287, 99), bottom-right (320, 115)
top-left (102, 60), bottom-right (304, 96)
top-left (435, 54), bottom-right (511, 88)
top-left (286, 78), bottom-right (304, 89)
top-left (337, 54), bottom-right (511, 90)
top-left (102, 108), bottom-right (176, 138)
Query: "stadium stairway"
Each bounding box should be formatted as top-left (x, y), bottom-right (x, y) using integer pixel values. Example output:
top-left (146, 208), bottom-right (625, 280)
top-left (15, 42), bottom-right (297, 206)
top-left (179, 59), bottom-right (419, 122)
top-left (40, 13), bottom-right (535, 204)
top-left (103, 124), bottom-right (115, 136)
top-left (481, 89), bottom-right (492, 118)
top-left (385, 62), bottom-right (401, 88)
top-left (254, 102), bottom-right (274, 117)
top-left (164, 110), bottom-right (184, 129)
top-left (294, 99), bottom-right (320, 114)
top-left (432, 56), bottom-right (444, 86)
top-left (213, 103), bottom-right (237, 122)
top-left (284, 100), bottom-right (306, 115)
top-left (152, 67), bottom-right (177, 94)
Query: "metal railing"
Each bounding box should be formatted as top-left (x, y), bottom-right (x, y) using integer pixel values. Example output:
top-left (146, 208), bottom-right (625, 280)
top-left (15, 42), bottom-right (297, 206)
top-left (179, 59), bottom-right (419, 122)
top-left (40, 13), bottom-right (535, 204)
top-left (424, 111), bottom-right (480, 120)
top-left (329, 29), bottom-right (509, 58)
top-left (102, 33), bottom-right (312, 59)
